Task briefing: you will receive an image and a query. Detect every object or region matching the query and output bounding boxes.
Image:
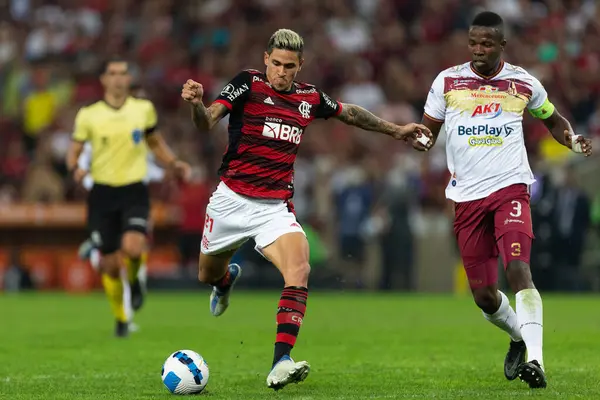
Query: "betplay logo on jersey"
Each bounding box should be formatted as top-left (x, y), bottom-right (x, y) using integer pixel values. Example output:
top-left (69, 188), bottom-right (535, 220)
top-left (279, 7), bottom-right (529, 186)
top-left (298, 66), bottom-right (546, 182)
top-left (471, 102), bottom-right (503, 119)
top-left (262, 117), bottom-right (302, 144)
top-left (458, 124), bottom-right (514, 137)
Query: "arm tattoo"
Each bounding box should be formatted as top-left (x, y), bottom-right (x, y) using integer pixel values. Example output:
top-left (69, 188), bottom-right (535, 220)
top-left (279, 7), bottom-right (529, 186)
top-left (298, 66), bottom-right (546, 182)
top-left (336, 104), bottom-right (398, 136)
top-left (191, 103), bottom-right (212, 131)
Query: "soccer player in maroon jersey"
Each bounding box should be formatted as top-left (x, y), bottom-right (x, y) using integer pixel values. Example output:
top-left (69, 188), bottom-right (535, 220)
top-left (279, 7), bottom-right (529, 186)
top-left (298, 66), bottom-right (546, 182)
top-left (181, 29), bottom-right (431, 390)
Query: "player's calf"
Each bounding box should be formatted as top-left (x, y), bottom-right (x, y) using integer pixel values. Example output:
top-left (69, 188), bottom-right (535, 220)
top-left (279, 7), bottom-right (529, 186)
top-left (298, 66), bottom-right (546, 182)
top-left (122, 232), bottom-right (148, 312)
top-left (198, 251), bottom-right (236, 285)
top-left (499, 232), bottom-right (545, 377)
top-left (261, 233), bottom-right (311, 370)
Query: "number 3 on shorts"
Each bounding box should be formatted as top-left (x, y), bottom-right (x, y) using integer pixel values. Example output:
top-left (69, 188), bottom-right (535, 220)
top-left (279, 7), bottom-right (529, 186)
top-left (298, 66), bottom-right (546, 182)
top-left (509, 200), bottom-right (522, 218)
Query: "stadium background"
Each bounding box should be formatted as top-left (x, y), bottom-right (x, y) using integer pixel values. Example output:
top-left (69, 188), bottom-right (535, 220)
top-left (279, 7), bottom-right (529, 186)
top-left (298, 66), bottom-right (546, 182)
top-left (1, 0), bottom-right (600, 295)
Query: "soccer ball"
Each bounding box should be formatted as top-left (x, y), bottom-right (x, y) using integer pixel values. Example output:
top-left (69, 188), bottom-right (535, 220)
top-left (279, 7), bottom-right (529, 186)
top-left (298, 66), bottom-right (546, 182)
top-left (161, 350), bottom-right (210, 395)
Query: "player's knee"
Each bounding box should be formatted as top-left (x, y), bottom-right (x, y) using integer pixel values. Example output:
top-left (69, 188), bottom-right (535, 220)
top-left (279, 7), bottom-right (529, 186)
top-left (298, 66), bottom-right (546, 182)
top-left (472, 286), bottom-right (499, 314)
top-left (121, 232), bottom-right (146, 259)
top-left (282, 261), bottom-right (311, 287)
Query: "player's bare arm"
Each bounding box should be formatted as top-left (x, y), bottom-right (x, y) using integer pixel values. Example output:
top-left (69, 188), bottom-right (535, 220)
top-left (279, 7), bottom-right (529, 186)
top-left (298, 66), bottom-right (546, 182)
top-left (336, 103), bottom-right (432, 143)
top-left (66, 140), bottom-right (87, 183)
top-left (181, 79), bottom-right (228, 131)
top-left (542, 110), bottom-right (592, 157)
top-left (146, 132), bottom-right (192, 181)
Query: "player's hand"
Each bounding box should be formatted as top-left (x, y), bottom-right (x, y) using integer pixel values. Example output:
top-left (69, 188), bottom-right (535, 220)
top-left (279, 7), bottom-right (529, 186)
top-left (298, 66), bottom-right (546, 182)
top-left (181, 79), bottom-right (204, 105)
top-left (566, 130), bottom-right (592, 157)
top-left (72, 168), bottom-right (87, 184)
top-left (395, 123), bottom-right (434, 151)
top-left (171, 160), bottom-right (192, 182)
top-left (408, 135), bottom-right (435, 152)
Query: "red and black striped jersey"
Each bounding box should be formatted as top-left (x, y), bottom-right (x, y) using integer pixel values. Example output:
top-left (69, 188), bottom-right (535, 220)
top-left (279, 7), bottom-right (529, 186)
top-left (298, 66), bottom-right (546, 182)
top-left (213, 69), bottom-right (342, 200)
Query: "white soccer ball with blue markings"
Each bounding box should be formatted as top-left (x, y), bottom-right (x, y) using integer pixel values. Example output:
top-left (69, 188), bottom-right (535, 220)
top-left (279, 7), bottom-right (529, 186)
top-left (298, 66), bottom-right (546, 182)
top-left (161, 350), bottom-right (209, 395)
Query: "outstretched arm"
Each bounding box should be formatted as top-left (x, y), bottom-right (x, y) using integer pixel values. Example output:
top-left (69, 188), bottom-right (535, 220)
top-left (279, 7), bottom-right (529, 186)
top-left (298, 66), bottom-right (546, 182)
top-left (335, 103), bottom-right (432, 142)
top-left (335, 103), bottom-right (399, 136)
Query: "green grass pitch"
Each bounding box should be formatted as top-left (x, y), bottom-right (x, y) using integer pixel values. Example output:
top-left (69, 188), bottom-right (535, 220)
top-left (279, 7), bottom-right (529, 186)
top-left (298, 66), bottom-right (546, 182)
top-left (1, 292), bottom-right (599, 399)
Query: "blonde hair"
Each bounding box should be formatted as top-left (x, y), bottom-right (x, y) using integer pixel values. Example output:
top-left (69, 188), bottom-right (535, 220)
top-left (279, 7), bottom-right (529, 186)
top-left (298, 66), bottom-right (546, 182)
top-left (267, 29), bottom-right (304, 57)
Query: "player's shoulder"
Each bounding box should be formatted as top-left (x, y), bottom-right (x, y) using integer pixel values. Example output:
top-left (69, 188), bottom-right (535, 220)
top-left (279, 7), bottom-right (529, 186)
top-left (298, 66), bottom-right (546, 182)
top-left (439, 62), bottom-right (472, 77)
top-left (76, 100), bottom-right (103, 117)
top-left (128, 96), bottom-right (155, 110)
top-left (501, 62), bottom-right (540, 82)
top-left (235, 69), bottom-right (263, 80)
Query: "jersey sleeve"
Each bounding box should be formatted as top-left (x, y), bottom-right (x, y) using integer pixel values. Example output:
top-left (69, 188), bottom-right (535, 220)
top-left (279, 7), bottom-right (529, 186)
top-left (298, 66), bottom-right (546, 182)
top-left (423, 72), bottom-right (446, 123)
top-left (527, 76), bottom-right (555, 120)
top-left (72, 108), bottom-right (90, 142)
top-left (315, 89), bottom-right (343, 119)
top-left (213, 70), bottom-right (252, 111)
top-left (145, 101), bottom-right (158, 135)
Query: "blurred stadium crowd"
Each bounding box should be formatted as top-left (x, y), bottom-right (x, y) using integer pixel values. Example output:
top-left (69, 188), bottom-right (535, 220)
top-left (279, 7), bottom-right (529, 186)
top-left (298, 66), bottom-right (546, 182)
top-left (1, 0), bottom-right (600, 290)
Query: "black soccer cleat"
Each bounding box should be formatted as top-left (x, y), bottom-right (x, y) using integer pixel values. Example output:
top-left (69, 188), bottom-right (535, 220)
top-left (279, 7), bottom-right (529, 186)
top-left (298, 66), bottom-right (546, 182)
top-left (518, 360), bottom-right (547, 388)
top-left (130, 279), bottom-right (144, 312)
top-left (504, 340), bottom-right (527, 380)
top-left (115, 320), bottom-right (129, 338)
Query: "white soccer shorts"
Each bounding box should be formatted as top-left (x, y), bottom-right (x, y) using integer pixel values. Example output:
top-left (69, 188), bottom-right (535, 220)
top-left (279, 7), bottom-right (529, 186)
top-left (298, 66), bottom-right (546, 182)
top-left (200, 182), bottom-right (305, 257)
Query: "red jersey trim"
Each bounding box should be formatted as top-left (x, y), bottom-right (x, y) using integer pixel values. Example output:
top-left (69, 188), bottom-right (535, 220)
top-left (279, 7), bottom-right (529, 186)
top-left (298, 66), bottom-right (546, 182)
top-left (423, 112), bottom-right (444, 123)
top-left (214, 99), bottom-right (232, 110)
top-left (335, 101), bottom-right (343, 116)
top-left (470, 61), bottom-right (505, 80)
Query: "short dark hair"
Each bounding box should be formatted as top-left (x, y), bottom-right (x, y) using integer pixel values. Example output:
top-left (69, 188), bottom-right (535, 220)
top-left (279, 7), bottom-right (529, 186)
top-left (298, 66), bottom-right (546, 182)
top-left (267, 29), bottom-right (304, 57)
top-left (471, 11), bottom-right (505, 38)
top-left (99, 56), bottom-right (128, 75)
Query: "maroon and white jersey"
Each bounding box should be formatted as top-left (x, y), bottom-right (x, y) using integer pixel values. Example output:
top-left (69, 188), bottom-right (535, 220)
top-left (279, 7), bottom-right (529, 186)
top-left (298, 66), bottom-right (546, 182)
top-left (213, 69), bottom-right (342, 200)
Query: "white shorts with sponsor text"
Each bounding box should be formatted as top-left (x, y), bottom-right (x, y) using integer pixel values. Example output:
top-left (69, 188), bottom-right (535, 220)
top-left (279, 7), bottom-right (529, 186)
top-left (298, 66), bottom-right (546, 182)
top-left (200, 181), bottom-right (305, 257)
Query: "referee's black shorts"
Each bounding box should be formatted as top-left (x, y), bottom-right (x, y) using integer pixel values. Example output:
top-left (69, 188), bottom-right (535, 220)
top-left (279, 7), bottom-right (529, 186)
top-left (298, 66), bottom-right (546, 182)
top-left (87, 182), bottom-right (150, 254)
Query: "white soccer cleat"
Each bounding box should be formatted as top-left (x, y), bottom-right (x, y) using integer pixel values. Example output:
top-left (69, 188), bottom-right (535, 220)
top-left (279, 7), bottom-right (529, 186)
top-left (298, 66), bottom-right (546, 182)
top-left (209, 264), bottom-right (242, 317)
top-left (266, 355), bottom-right (310, 390)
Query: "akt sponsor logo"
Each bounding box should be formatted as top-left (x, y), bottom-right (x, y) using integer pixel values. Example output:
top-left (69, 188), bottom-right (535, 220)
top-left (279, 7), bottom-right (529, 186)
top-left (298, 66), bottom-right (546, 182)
top-left (262, 118), bottom-right (303, 144)
top-left (457, 124), bottom-right (514, 137)
top-left (472, 102), bottom-right (502, 119)
top-left (220, 83), bottom-right (249, 102)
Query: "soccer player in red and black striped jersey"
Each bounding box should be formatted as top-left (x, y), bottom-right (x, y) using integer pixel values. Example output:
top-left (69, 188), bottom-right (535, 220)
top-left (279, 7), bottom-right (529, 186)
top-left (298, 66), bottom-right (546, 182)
top-left (181, 29), bottom-right (431, 390)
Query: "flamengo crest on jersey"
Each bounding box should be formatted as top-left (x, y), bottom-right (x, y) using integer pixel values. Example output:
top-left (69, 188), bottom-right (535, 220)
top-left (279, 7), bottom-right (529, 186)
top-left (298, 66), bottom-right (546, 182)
top-left (424, 61), bottom-right (549, 202)
top-left (212, 70), bottom-right (342, 201)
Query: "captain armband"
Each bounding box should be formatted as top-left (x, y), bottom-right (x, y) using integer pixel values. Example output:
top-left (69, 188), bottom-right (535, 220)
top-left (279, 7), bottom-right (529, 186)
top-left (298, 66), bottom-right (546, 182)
top-left (528, 99), bottom-right (555, 120)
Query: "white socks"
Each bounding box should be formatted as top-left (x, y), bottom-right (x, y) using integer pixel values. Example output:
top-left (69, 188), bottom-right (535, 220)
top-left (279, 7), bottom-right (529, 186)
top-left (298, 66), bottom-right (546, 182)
top-left (483, 290), bottom-right (522, 342)
top-left (516, 288), bottom-right (544, 369)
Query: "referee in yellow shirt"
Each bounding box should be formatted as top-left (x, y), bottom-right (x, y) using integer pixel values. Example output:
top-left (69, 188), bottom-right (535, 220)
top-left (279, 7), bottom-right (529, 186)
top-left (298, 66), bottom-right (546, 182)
top-left (66, 57), bottom-right (190, 337)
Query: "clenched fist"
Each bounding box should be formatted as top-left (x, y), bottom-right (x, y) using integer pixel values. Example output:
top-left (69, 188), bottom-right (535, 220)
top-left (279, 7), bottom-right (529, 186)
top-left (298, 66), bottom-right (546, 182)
top-left (181, 79), bottom-right (204, 105)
